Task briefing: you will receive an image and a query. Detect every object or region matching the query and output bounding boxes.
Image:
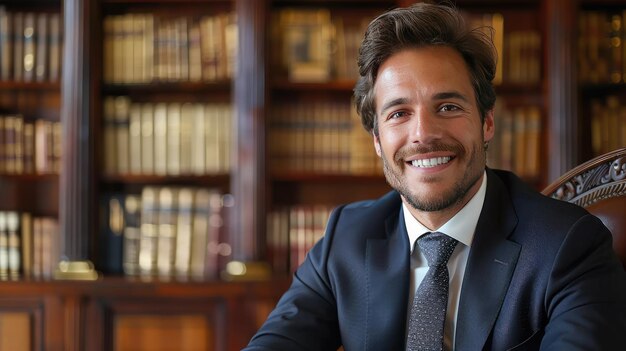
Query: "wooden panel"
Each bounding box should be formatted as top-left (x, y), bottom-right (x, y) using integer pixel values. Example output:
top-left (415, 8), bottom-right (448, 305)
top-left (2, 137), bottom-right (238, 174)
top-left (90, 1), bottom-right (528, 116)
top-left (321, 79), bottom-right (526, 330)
top-left (114, 315), bottom-right (210, 351)
top-left (0, 312), bottom-right (31, 351)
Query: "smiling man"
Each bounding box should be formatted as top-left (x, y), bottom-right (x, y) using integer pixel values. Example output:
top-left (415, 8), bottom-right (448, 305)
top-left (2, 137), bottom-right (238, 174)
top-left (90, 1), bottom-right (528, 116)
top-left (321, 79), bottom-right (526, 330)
top-left (245, 3), bottom-right (626, 351)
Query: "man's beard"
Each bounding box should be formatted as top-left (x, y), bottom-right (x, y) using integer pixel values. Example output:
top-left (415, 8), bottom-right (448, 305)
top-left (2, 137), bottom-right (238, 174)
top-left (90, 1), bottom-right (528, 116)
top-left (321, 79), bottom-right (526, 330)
top-left (379, 141), bottom-right (484, 212)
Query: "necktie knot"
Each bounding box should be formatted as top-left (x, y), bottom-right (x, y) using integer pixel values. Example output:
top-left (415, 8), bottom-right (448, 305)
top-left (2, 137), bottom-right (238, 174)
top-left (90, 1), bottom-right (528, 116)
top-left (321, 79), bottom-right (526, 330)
top-left (417, 232), bottom-right (458, 268)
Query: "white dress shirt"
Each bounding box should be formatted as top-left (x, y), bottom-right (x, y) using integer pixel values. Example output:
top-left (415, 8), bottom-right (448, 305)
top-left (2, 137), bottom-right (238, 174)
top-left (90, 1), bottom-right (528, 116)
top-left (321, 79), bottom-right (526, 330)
top-left (403, 172), bottom-right (487, 351)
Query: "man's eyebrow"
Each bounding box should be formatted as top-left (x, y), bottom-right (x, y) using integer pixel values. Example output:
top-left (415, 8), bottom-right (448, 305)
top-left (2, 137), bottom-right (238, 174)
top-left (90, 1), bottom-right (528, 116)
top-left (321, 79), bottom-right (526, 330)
top-left (380, 97), bottom-right (410, 114)
top-left (433, 91), bottom-right (469, 102)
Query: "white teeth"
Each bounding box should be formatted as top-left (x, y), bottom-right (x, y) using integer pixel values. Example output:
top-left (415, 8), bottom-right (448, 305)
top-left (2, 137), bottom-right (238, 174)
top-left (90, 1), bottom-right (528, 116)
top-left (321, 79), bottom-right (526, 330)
top-left (411, 156), bottom-right (451, 168)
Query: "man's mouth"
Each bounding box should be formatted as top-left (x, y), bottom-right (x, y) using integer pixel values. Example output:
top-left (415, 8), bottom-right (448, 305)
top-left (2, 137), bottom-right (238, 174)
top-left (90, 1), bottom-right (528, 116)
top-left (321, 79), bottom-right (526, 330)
top-left (409, 156), bottom-right (452, 168)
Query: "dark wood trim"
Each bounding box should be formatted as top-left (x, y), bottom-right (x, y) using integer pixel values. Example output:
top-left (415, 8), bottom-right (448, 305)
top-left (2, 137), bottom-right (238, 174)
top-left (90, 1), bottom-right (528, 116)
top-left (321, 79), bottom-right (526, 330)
top-left (59, 0), bottom-right (97, 261)
top-left (232, 0), bottom-right (267, 262)
top-left (544, 0), bottom-right (580, 182)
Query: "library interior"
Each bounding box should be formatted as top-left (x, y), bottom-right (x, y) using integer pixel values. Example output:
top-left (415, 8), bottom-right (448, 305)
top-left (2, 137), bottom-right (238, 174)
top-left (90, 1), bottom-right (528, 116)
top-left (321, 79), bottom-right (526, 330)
top-left (0, 0), bottom-right (625, 350)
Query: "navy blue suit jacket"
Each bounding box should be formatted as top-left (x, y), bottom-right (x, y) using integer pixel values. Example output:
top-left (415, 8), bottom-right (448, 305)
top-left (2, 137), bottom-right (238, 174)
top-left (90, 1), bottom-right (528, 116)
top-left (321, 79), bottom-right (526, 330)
top-left (246, 169), bottom-right (626, 350)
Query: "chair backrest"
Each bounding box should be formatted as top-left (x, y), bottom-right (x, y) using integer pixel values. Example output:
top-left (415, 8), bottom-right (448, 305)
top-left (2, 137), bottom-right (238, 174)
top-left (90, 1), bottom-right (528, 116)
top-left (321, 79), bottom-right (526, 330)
top-left (542, 148), bottom-right (626, 269)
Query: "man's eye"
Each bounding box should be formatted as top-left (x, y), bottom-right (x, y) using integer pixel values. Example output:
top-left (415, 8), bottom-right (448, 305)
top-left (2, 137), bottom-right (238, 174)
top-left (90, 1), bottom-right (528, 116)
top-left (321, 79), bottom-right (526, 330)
top-left (389, 111), bottom-right (407, 119)
top-left (439, 104), bottom-right (460, 112)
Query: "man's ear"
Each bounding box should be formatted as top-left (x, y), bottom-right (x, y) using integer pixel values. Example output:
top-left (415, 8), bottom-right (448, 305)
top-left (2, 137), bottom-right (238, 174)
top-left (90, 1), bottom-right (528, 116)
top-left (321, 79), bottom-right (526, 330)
top-left (373, 132), bottom-right (382, 157)
top-left (483, 109), bottom-right (495, 143)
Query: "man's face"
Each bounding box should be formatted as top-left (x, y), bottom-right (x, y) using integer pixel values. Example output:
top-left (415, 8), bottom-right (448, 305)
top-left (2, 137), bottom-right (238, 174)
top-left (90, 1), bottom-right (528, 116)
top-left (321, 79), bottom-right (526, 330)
top-left (373, 46), bottom-right (494, 220)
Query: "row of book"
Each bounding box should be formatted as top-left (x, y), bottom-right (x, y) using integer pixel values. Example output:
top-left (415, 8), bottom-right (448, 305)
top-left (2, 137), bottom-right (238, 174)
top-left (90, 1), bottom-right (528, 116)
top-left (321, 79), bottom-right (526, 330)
top-left (273, 8), bottom-right (365, 82)
top-left (578, 11), bottom-right (626, 84)
top-left (266, 205), bottom-right (332, 274)
top-left (103, 97), bottom-right (232, 176)
top-left (273, 9), bottom-right (540, 85)
top-left (590, 95), bottom-right (626, 156)
top-left (468, 13), bottom-right (541, 85)
top-left (0, 8), bottom-right (62, 82)
top-left (0, 211), bottom-right (59, 280)
top-left (103, 12), bottom-right (237, 84)
top-left (487, 102), bottom-right (542, 179)
top-left (0, 115), bottom-right (61, 175)
top-left (267, 101), bottom-right (383, 175)
top-left (101, 187), bottom-right (233, 280)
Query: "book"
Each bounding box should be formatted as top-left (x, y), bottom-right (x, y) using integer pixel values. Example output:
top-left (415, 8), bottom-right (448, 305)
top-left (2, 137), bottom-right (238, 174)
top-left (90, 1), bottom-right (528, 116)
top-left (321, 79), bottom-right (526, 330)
top-left (188, 19), bottom-right (202, 81)
top-left (100, 194), bottom-right (126, 274)
top-left (128, 103), bottom-right (142, 174)
top-left (102, 97), bottom-right (117, 174)
top-left (35, 13), bottom-right (47, 81)
top-left (179, 103), bottom-right (193, 174)
top-left (40, 217), bottom-right (59, 279)
top-left (0, 212), bottom-right (8, 279)
top-left (166, 103), bottom-right (181, 175)
top-left (156, 187), bottom-right (177, 277)
top-left (114, 96), bottom-right (130, 174)
top-left (102, 16), bottom-right (114, 83)
top-left (6, 212), bottom-right (20, 279)
top-left (190, 103), bottom-right (205, 174)
top-left (20, 213), bottom-right (32, 277)
top-left (217, 104), bottom-right (232, 173)
top-left (4, 115), bottom-right (15, 173)
top-left (0, 7), bottom-right (11, 81)
top-left (0, 117), bottom-right (4, 173)
top-left (23, 122), bottom-right (34, 174)
top-left (52, 121), bottom-right (61, 173)
top-left (122, 14), bottom-right (134, 83)
top-left (174, 188), bottom-right (193, 277)
top-left (48, 13), bottom-right (61, 82)
top-left (22, 12), bottom-right (35, 82)
top-left (189, 188), bottom-right (210, 279)
top-left (13, 115), bottom-right (23, 174)
top-left (32, 217), bottom-right (42, 278)
top-left (279, 9), bottom-right (333, 82)
top-left (205, 103), bottom-right (219, 173)
top-left (35, 119), bottom-right (52, 174)
top-left (12, 12), bottom-right (22, 81)
top-left (153, 103), bottom-right (167, 175)
top-left (122, 194), bottom-right (141, 276)
top-left (142, 14), bottom-right (154, 83)
top-left (138, 186), bottom-right (159, 276)
top-left (140, 103), bottom-right (154, 174)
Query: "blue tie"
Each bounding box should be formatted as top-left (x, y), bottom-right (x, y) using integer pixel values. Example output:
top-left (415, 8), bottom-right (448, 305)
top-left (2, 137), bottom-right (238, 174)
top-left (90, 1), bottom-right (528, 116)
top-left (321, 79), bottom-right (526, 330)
top-left (406, 232), bottom-right (458, 351)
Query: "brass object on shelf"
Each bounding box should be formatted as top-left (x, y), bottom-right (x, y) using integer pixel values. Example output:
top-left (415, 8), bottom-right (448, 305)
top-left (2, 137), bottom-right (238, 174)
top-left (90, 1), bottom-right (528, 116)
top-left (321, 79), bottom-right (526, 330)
top-left (53, 260), bottom-right (99, 281)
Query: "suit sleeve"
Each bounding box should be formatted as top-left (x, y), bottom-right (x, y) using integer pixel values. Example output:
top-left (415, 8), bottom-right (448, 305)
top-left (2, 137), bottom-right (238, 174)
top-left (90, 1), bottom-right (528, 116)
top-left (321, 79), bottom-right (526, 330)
top-left (243, 206), bottom-right (344, 351)
top-left (540, 214), bottom-right (626, 350)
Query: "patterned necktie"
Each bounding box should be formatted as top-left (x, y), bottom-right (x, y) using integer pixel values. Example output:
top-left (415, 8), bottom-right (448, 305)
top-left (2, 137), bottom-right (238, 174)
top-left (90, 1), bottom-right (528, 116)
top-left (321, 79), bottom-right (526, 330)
top-left (406, 232), bottom-right (458, 351)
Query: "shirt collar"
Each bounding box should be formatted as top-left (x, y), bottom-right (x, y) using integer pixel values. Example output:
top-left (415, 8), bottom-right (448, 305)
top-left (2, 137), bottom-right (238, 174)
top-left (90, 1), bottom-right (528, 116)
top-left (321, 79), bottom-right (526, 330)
top-left (403, 171), bottom-right (488, 252)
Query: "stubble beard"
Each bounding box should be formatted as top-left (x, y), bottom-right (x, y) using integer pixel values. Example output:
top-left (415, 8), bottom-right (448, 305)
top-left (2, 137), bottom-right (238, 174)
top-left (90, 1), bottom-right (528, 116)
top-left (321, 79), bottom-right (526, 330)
top-left (379, 141), bottom-right (485, 212)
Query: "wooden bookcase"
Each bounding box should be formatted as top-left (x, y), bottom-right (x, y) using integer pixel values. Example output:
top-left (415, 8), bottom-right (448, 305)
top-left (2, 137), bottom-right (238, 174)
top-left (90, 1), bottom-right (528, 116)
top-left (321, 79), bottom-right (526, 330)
top-left (0, 0), bottom-right (620, 350)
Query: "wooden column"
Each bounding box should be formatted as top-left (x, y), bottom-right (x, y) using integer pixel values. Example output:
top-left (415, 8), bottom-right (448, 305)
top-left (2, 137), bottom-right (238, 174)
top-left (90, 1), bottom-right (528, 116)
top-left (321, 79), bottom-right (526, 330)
top-left (57, 0), bottom-right (97, 278)
top-left (545, 0), bottom-right (580, 182)
top-left (232, 0), bottom-right (267, 262)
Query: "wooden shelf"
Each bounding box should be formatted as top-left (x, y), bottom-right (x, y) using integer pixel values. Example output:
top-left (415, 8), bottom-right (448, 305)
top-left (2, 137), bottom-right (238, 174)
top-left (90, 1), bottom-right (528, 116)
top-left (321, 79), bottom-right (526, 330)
top-left (271, 172), bottom-right (385, 183)
top-left (102, 81), bottom-right (231, 94)
top-left (0, 173), bottom-right (59, 181)
top-left (0, 81), bottom-right (60, 91)
top-left (100, 173), bottom-right (230, 186)
top-left (271, 79), bottom-right (357, 92)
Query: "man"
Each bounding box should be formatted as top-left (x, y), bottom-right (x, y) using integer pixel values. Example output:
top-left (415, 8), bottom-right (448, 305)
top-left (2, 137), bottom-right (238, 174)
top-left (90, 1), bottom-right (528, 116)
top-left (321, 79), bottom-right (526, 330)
top-left (246, 3), bottom-right (626, 350)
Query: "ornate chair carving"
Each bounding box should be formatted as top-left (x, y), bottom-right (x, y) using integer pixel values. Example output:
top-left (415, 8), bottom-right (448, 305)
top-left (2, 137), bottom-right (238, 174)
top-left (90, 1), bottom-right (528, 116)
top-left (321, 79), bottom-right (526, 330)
top-left (542, 148), bottom-right (626, 269)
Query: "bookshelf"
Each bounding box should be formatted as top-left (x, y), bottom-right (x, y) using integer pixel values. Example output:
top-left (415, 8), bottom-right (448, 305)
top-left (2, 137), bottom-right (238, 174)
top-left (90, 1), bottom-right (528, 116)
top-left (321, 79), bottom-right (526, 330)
top-left (0, 0), bottom-right (620, 350)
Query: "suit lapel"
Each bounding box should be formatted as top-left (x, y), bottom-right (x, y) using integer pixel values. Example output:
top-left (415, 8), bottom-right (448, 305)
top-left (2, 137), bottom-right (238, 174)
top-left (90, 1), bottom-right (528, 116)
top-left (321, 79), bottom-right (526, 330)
top-left (455, 170), bottom-right (521, 351)
top-left (365, 206), bottom-right (410, 351)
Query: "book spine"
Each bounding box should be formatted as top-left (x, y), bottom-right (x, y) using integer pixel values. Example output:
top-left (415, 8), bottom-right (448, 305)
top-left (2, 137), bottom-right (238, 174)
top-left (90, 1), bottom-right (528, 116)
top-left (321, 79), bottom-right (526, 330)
top-left (0, 7), bottom-right (12, 81)
top-left (122, 195), bottom-right (142, 276)
top-left (22, 13), bottom-right (35, 82)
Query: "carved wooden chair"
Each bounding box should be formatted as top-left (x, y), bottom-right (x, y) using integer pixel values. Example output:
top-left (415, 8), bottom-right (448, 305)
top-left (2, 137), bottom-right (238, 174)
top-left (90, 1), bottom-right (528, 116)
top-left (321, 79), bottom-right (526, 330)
top-left (542, 148), bottom-right (626, 269)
